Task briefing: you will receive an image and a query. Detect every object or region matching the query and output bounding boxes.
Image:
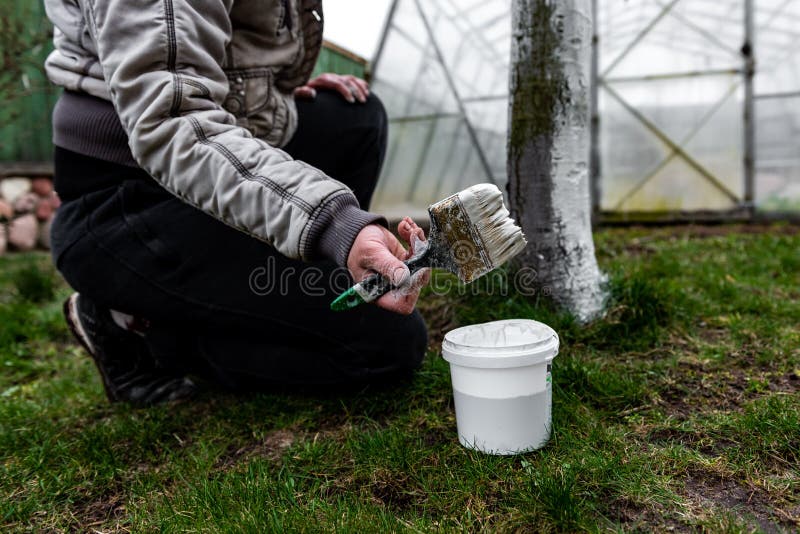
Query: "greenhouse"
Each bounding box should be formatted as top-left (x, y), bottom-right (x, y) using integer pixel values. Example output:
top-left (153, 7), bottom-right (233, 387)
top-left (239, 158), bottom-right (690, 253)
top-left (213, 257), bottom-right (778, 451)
top-left (368, 0), bottom-right (800, 220)
top-left (1, 0), bottom-right (799, 221)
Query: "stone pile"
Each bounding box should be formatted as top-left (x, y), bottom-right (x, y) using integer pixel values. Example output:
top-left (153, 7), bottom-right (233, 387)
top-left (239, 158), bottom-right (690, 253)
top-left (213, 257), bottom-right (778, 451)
top-left (0, 177), bottom-right (59, 255)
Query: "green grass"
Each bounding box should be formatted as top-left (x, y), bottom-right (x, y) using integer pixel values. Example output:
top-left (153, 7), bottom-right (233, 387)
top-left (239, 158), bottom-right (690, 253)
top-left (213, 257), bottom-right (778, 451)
top-left (1, 225), bottom-right (799, 532)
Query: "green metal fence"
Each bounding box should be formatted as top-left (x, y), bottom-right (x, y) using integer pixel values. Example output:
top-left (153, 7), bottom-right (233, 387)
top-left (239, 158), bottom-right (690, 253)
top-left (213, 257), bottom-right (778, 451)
top-left (0, 2), bottom-right (366, 168)
top-left (0, 1), bottom-right (59, 164)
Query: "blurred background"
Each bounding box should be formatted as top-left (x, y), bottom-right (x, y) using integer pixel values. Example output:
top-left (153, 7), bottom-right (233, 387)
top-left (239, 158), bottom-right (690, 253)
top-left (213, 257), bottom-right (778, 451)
top-left (2, 0), bottom-right (798, 226)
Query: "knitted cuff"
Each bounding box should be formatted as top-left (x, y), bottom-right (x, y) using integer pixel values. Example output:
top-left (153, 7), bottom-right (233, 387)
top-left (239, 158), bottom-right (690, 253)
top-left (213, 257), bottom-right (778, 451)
top-left (306, 193), bottom-right (387, 266)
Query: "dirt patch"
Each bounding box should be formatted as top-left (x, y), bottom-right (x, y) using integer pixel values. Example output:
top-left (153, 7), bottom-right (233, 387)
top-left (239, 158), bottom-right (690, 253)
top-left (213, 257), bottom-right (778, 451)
top-left (647, 427), bottom-right (739, 459)
top-left (369, 468), bottom-right (422, 511)
top-left (657, 364), bottom-right (800, 420)
top-left (606, 496), bottom-right (685, 532)
top-left (213, 428), bottom-right (300, 470)
top-left (69, 492), bottom-right (128, 533)
top-left (212, 422), bottom-right (356, 472)
top-left (682, 473), bottom-right (799, 532)
top-left (421, 425), bottom-right (451, 447)
top-left (656, 365), bottom-right (751, 419)
top-left (695, 326), bottom-right (730, 344)
top-left (320, 468), bottom-right (427, 513)
top-left (651, 325), bottom-right (800, 420)
top-left (618, 238), bottom-right (662, 257)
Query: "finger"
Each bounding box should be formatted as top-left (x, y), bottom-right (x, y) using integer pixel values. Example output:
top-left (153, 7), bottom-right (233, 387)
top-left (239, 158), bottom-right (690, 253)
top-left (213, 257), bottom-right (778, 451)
top-left (412, 267), bottom-right (431, 289)
top-left (397, 217), bottom-right (425, 245)
top-left (397, 217), bottom-right (413, 244)
top-left (352, 76), bottom-right (370, 96)
top-left (379, 227), bottom-right (410, 261)
top-left (401, 267), bottom-right (431, 292)
top-left (375, 263), bottom-right (428, 314)
top-left (362, 246), bottom-right (410, 287)
top-left (376, 287), bottom-right (418, 315)
top-left (345, 75), bottom-right (370, 98)
top-left (343, 75), bottom-right (368, 103)
top-left (293, 86), bottom-right (317, 100)
top-left (312, 75), bottom-right (355, 103)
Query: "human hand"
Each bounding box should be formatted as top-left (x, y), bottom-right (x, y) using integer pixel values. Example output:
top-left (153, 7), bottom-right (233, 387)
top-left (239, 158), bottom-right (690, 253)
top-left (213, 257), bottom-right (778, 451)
top-left (346, 218), bottom-right (430, 315)
top-left (293, 73), bottom-right (370, 103)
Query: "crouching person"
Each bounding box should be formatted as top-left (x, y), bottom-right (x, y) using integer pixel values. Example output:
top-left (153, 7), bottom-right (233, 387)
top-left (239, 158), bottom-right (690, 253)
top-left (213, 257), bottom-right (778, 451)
top-left (44, 0), bottom-right (429, 405)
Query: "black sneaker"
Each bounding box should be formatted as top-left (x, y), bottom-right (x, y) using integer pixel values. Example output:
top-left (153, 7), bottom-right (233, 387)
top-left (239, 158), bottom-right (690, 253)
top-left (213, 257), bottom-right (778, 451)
top-left (64, 293), bottom-right (196, 406)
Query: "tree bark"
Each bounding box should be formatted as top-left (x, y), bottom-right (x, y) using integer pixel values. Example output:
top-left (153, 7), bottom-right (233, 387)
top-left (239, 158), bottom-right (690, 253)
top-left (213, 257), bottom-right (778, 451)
top-left (507, 0), bottom-right (606, 322)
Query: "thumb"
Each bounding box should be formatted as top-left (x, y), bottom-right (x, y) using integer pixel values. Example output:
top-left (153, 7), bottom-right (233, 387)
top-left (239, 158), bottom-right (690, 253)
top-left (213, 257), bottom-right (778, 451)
top-left (368, 248), bottom-right (410, 287)
top-left (293, 86), bottom-right (317, 99)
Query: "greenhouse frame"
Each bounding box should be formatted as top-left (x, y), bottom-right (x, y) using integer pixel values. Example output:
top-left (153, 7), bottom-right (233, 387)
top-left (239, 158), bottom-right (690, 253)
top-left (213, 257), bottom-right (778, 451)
top-left (368, 0), bottom-right (800, 221)
top-left (2, 0), bottom-right (798, 222)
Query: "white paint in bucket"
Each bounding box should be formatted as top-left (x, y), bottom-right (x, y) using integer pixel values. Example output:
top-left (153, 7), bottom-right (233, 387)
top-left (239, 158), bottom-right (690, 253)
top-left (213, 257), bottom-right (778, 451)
top-left (442, 319), bottom-right (559, 455)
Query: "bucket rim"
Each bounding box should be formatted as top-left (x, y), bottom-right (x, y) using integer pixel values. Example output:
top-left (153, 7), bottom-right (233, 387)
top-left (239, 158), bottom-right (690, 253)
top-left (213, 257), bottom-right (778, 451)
top-left (442, 319), bottom-right (559, 368)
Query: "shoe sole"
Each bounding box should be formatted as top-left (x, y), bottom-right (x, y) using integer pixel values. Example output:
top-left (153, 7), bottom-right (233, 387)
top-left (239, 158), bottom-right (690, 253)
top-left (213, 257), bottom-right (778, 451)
top-left (64, 294), bottom-right (119, 402)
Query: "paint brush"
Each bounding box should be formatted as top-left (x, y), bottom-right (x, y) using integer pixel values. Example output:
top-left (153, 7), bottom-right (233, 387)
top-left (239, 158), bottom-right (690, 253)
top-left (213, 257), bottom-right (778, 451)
top-left (330, 183), bottom-right (528, 311)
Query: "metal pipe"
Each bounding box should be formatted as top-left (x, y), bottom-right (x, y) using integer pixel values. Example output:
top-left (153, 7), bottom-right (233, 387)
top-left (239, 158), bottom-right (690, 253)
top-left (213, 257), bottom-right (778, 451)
top-left (605, 68), bottom-right (741, 84)
top-left (590, 0), bottom-right (601, 222)
top-left (755, 90), bottom-right (800, 100)
top-left (743, 0), bottom-right (755, 215)
top-left (756, 158), bottom-right (800, 167)
top-left (460, 94), bottom-right (508, 103)
top-left (389, 113), bottom-right (463, 123)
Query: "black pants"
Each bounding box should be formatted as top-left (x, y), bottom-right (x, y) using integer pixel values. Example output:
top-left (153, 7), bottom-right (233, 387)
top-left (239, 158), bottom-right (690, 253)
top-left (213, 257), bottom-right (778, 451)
top-left (51, 92), bottom-right (428, 389)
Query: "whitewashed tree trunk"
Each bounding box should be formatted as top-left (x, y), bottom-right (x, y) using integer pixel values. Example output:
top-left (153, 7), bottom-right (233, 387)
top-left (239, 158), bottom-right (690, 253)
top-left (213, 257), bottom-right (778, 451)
top-left (507, 0), bottom-right (606, 322)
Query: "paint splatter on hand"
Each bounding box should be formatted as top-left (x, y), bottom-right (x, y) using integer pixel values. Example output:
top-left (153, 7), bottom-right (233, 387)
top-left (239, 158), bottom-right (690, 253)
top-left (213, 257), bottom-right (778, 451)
top-left (390, 217), bottom-right (431, 301)
top-left (347, 219), bottom-right (430, 315)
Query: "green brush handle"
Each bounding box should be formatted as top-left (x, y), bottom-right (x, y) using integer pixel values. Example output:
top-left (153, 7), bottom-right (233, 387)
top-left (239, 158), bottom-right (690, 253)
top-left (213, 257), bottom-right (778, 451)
top-left (330, 254), bottom-right (430, 311)
top-left (330, 273), bottom-right (393, 311)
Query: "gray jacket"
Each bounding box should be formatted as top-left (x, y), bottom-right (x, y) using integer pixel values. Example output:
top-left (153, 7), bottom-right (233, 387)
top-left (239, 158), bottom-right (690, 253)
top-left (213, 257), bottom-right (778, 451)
top-left (44, 0), bottom-right (379, 265)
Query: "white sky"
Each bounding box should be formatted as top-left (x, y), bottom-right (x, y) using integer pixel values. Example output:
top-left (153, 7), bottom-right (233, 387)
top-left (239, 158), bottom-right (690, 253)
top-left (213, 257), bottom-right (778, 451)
top-left (322, 0), bottom-right (393, 60)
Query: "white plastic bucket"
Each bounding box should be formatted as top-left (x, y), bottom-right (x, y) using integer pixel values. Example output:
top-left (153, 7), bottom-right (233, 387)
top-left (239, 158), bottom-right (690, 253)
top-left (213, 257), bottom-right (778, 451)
top-left (442, 319), bottom-right (559, 455)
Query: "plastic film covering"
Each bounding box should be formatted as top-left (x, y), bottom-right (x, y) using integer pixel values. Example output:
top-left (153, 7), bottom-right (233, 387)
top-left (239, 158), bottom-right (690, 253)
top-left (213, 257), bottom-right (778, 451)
top-left (370, 0), bottom-right (800, 218)
top-left (597, 0), bottom-right (745, 213)
top-left (370, 0), bottom-right (511, 220)
top-left (755, 0), bottom-right (800, 211)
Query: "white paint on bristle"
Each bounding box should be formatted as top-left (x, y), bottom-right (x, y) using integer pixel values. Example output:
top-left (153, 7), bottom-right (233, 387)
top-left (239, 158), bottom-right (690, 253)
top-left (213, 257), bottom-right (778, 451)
top-left (457, 184), bottom-right (528, 268)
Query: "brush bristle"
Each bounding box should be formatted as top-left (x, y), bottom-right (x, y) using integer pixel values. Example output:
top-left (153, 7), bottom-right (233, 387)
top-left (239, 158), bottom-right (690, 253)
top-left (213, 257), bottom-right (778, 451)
top-left (455, 183), bottom-right (527, 268)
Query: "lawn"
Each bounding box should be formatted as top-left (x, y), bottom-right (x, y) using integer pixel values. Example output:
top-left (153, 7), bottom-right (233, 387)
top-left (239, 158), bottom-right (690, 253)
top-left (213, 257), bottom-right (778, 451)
top-left (1, 225), bottom-right (798, 532)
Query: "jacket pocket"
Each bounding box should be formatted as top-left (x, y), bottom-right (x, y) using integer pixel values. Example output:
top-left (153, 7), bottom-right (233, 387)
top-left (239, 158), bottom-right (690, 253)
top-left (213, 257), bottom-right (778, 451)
top-left (223, 68), bottom-right (273, 117)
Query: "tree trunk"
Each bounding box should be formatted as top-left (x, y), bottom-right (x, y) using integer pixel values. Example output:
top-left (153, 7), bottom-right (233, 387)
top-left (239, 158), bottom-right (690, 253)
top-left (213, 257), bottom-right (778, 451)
top-left (507, 0), bottom-right (606, 322)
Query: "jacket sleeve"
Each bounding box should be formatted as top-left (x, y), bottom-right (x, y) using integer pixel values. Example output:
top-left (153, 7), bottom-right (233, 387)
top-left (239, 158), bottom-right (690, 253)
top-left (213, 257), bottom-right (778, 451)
top-left (85, 0), bottom-right (382, 264)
